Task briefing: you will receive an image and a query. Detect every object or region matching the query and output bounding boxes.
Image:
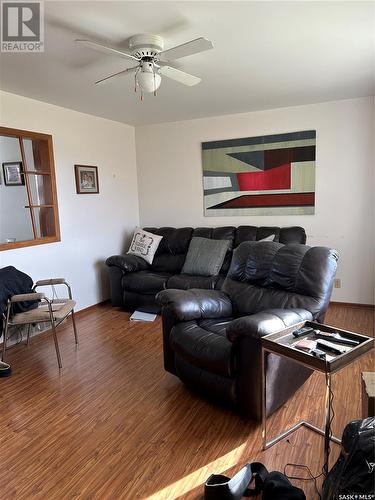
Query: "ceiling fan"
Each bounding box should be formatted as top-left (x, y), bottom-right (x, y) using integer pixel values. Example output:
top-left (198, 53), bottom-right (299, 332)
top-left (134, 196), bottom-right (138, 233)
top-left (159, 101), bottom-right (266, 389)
top-left (76, 34), bottom-right (213, 100)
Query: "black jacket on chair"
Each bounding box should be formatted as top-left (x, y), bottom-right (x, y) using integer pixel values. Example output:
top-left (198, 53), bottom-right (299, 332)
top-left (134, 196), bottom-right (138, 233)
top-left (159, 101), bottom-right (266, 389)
top-left (156, 242), bottom-right (338, 420)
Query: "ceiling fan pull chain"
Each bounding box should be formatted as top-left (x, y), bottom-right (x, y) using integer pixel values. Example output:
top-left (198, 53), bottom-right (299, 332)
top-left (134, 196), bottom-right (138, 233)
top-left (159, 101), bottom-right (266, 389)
top-left (153, 71), bottom-right (157, 97)
top-left (135, 67), bottom-right (140, 93)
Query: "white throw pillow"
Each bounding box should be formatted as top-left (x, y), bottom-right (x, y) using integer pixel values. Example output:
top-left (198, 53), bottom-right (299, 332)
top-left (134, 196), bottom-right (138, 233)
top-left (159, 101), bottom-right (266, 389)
top-left (259, 234), bottom-right (276, 242)
top-left (127, 227), bottom-right (163, 265)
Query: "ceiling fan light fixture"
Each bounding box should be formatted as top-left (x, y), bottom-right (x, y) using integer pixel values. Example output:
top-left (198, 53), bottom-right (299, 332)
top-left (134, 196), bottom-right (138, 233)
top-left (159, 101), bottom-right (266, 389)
top-left (78, 34), bottom-right (213, 97)
top-left (137, 69), bottom-right (161, 93)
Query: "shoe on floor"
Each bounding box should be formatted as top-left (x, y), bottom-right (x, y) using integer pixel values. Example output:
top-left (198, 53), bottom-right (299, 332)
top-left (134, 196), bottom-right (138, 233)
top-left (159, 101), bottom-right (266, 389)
top-left (0, 360), bottom-right (11, 377)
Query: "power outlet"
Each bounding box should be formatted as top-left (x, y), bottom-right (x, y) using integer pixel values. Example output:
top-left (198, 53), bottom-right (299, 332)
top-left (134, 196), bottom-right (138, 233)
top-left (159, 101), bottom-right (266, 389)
top-left (334, 278), bottom-right (341, 289)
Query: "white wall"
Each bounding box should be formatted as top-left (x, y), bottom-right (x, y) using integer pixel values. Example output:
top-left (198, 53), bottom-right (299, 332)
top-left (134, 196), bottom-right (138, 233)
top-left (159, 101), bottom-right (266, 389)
top-left (0, 91), bottom-right (139, 310)
top-left (136, 97), bottom-right (374, 304)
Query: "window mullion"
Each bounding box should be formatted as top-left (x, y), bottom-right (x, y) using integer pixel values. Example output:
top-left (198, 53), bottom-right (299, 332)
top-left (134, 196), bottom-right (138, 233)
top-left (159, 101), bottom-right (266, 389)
top-left (19, 137), bottom-right (38, 239)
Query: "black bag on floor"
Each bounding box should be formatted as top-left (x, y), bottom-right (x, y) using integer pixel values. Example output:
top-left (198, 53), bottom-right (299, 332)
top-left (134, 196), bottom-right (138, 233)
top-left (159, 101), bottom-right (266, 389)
top-left (205, 462), bottom-right (306, 500)
top-left (322, 417), bottom-right (375, 500)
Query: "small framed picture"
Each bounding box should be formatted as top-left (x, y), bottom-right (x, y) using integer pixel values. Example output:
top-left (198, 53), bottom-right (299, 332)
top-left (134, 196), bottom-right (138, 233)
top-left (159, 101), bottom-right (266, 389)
top-left (2, 162), bottom-right (24, 186)
top-left (74, 165), bottom-right (99, 194)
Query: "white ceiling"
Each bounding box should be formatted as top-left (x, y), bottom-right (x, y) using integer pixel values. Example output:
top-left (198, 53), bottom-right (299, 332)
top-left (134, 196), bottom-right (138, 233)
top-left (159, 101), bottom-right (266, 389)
top-left (0, 1), bottom-right (373, 126)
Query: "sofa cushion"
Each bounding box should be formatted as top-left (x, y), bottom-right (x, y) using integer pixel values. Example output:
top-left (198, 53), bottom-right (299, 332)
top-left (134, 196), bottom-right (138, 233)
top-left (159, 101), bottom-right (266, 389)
top-left (143, 227), bottom-right (193, 256)
top-left (182, 237), bottom-right (230, 277)
top-left (150, 254), bottom-right (187, 274)
top-left (167, 274), bottom-right (220, 290)
top-left (123, 271), bottom-right (171, 295)
top-left (170, 318), bottom-right (236, 377)
top-left (143, 227), bottom-right (193, 273)
top-left (234, 226), bottom-right (306, 247)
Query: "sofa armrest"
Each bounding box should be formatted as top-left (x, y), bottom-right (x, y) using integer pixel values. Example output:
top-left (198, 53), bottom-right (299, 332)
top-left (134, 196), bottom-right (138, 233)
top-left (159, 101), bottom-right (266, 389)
top-left (105, 254), bottom-right (149, 273)
top-left (156, 288), bottom-right (232, 321)
top-left (227, 308), bottom-right (312, 342)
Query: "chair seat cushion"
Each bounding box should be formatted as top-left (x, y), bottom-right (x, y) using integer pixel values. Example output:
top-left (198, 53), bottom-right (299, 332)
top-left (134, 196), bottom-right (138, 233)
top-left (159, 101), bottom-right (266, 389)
top-left (11, 299), bottom-right (76, 324)
top-left (170, 318), bottom-right (236, 377)
top-left (167, 274), bottom-right (220, 290)
top-left (123, 271), bottom-right (172, 294)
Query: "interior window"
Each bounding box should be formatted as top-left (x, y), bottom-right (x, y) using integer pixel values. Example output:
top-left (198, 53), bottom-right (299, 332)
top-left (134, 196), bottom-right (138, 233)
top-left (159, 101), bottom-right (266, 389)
top-left (0, 127), bottom-right (60, 251)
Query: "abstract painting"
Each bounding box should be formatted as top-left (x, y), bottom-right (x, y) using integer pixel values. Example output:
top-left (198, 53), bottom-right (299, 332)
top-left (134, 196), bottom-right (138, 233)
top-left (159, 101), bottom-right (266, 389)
top-left (202, 130), bottom-right (316, 216)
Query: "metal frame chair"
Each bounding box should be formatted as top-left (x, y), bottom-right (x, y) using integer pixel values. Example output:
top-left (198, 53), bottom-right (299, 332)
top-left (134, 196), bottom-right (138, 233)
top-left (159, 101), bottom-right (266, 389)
top-left (1, 279), bottom-right (78, 368)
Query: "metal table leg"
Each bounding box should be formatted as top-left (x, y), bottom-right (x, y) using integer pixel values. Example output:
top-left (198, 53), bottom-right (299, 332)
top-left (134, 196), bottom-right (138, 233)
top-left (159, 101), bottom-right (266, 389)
top-left (323, 371), bottom-right (332, 476)
top-left (261, 347), bottom-right (341, 473)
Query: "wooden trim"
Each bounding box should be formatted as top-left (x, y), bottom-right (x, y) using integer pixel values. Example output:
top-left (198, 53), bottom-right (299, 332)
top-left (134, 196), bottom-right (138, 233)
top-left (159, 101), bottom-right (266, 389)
top-left (74, 300), bottom-right (110, 316)
top-left (23, 170), bottom-right (51, 175)
top-left (25, 205), bottom-right (54, 209)
top-left (0, 126), bottom-right (53, 141)
top-left (19, 137), bottom-right (38, 239)
top-left (45, 135), bottom-right (60, 241)
top-left (0, 236), bottom-right (60, 251)
top-left (330, 301), bottom-right (375, 309)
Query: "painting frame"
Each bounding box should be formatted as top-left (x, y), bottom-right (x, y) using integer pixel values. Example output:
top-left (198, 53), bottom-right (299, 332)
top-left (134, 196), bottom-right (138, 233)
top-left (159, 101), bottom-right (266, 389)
top-left (74, 165), bottom-right (99, 194)
top-left (202, 130), bottom-right (316, 217)
top-left (2, 161), bottom-right (24, 186)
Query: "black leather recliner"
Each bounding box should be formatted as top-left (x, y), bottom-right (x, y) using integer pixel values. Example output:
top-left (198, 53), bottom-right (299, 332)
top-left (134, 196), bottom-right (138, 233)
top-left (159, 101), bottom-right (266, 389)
top-left (156, 241), bottom-right (338, 420)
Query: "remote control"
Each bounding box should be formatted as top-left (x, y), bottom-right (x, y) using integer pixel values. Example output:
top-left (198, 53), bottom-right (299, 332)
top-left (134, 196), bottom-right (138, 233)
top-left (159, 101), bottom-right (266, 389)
top-left (293, 327), bottom-right (314, 338)
top-left (317, 339), bottom-right (349, 355)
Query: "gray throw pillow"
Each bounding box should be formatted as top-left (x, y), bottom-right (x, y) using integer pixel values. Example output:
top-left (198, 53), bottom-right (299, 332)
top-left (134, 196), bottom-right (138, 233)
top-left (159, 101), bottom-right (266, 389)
top-left (182, 237), bottom-right (230, 277)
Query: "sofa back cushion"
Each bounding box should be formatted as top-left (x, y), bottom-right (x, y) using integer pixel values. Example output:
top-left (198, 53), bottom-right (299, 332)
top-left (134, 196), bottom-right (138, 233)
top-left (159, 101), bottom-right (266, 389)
top-left (234, 226), bottom-right (306, 246)
top-left (143, 227), bottom-right (193, 273)
top-left (141, 225), bottom-right (306, 275)
top-left (222, 241), bottom-right (338, 319)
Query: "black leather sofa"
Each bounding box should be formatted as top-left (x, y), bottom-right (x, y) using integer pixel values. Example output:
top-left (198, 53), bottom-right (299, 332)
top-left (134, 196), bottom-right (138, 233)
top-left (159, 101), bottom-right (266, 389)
top-left (106, 226), bottom-right (306, 311)
top-left (157, 242), bottom-right (338, 420)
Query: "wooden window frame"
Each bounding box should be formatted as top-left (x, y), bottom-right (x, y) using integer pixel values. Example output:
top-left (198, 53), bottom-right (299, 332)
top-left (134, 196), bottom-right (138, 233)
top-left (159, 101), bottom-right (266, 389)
top-left (0, 126), bottom-right (61, 251)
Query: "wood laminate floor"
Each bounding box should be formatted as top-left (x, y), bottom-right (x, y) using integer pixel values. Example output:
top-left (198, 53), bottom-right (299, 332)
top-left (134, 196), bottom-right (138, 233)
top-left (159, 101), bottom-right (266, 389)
top-left (0, 303), bottom-right (373, 500)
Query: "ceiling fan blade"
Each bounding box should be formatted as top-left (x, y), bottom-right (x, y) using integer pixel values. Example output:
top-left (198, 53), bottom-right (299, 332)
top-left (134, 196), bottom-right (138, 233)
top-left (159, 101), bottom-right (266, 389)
top-left (95, 66), bottom-right (139, 85)
top-left (159, 37), bottom-right (213, 61)
top-left (158, 65), bottom-right (201, 86)
top-left (76, 39), bottom-right (140, 62)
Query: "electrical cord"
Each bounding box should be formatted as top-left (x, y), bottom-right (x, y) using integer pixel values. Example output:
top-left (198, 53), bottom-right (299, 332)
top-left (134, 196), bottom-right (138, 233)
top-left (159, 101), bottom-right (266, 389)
top-left (284, 463), bottom-right (323, 500)
top-left (283, 355), bottom-right (335, 500)
top-left (322, 357), bottom-right (335, 477)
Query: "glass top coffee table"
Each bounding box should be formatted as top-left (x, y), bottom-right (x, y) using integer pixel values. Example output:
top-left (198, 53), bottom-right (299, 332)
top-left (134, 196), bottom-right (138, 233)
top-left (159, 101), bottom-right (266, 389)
top-left (261, 320), bottom-right (373, 476)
